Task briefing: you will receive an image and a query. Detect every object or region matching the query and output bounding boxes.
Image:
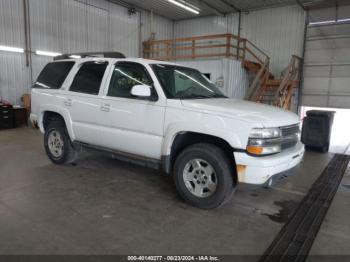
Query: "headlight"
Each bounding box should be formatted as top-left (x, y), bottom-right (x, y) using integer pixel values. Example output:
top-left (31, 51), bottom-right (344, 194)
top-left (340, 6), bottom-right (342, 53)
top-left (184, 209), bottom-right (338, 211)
top-left (247, 128), bottom-right (282, 156)
top-left (246, 139), bottom-right (282, 155)
top-left (249, 128), bottom-right (281, 139)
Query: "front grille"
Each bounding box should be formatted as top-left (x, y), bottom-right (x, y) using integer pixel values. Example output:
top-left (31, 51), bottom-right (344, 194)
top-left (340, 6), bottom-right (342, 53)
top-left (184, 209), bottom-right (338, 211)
top-left (279, 124), bottom-right (300, 150)
top-left (281, 141), bottom-right (297, 150)
top-left (280, 124), bottom-right (300, 137)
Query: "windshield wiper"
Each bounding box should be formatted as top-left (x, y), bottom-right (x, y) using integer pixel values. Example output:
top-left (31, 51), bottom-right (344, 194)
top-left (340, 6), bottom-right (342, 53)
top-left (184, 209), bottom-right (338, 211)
top-left (179, 94), bottom-right (212, 99)
top-left (210, 94), bottom-right (228, 98)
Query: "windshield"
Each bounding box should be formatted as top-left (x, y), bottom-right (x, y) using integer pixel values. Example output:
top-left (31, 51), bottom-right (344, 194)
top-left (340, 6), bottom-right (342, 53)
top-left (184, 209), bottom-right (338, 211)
top-left (151, 64), bottom-right (227, 99)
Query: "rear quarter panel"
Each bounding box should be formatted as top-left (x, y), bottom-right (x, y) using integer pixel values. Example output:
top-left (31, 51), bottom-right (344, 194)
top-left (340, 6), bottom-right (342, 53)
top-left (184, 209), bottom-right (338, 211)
top-left (31, 88), bottom-right (74, 139)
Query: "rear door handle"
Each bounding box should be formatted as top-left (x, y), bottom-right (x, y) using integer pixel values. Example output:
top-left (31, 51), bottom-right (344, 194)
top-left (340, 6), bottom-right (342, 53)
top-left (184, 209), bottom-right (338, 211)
top-left (64, 99), bottom-right (72, 107)
top-left (100, 104), bottom-right (110, 112)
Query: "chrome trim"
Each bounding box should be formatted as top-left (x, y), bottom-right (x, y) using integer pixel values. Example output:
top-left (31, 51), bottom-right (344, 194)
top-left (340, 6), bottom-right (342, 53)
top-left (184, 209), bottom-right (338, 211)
top-left (248, 123), bottom-right (300, 153)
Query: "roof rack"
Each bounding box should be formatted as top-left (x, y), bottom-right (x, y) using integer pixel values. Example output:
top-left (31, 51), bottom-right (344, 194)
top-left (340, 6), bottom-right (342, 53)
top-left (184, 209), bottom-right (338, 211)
top-left (54, 52), bottom-right (126, 61)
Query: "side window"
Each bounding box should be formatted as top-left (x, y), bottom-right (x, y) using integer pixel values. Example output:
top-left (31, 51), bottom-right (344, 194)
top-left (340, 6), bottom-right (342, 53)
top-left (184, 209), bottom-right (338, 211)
top-left (34, 62), bottom-right (75, 89)
top-left (107, 63), bottom-right (153, 98)
top-left (70, 62), bottom-right (108, 95)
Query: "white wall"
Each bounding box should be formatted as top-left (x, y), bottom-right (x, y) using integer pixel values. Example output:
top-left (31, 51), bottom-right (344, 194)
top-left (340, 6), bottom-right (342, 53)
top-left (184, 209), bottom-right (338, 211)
top-left (174, 5), bottom-right (306, 76)
top-left (0, 0), bottom-right (30, 104)
top-left (240, 5), bottom-right (306, 76)
top-left (175, 59), bottom-right (249, 99)
top-left (173, 14), bottom-right (239, 60)
top-left (0, 2), bottom-right (306, 105)
top-left (0, 0), bottom-right (173, 104)
top-left (141, 10), bottom-right (173, 42)
top-left (174, 13), bottom-right (239, 37)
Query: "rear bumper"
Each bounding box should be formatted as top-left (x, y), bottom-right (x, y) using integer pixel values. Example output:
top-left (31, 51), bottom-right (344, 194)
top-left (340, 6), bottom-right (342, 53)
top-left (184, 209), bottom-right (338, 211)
top-left (234, 142), bottom-right (305, 185)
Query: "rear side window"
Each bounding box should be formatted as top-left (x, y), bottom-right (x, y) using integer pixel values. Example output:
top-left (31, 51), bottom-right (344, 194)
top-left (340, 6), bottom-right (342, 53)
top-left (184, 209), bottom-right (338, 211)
top-left (34, 62), bottom-right (75, 89)
top-left (70, 62), bottom-right (108, 95)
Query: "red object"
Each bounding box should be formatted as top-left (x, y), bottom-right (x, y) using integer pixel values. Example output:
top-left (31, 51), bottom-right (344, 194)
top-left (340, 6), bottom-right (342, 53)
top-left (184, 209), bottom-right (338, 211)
top-left (0, 99), bottom-right (12, 106)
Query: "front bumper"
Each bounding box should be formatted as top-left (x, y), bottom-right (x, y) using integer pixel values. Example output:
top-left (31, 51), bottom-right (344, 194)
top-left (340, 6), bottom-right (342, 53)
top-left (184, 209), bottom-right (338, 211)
top-left (234, 141), bottom-right (305, 185)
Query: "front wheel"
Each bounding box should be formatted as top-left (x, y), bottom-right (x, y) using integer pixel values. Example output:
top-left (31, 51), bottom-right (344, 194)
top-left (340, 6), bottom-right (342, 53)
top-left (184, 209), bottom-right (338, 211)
top-left (44, 120), bottom-right (78, 165)
top-left (173, 143), bottom-right (236, 209)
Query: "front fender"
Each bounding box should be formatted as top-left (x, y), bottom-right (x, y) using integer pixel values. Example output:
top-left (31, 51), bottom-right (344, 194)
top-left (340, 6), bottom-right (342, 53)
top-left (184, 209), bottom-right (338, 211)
top-left (161, 112), bottom-right (255, 156)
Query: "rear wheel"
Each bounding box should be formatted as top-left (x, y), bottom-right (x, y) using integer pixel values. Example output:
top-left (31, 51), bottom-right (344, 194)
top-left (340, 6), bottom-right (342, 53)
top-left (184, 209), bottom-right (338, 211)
top-left (44, 120), bottom-right (78, 165)
top-left (173, 143), bottom-right (236, 209)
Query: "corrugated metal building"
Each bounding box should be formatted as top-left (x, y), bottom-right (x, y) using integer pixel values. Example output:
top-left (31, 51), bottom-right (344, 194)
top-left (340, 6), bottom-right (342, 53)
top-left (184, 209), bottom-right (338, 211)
top-left (174, 13), bottom-right (239, 37)
top-left (240, 5), bottom-right (306, 76)
top-left (173, 5), bottom-right (306, 76)
top-left (0, 0), bottom-right (173, 104)
top-left (302, 5), bottom-right (350, 108)
top-left (0, 0), bottom-right (317, 105)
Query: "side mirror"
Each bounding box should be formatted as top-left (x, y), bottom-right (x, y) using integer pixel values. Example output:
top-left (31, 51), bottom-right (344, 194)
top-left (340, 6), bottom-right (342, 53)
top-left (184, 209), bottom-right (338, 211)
top-left (130, 84), bottom-right (151, 98)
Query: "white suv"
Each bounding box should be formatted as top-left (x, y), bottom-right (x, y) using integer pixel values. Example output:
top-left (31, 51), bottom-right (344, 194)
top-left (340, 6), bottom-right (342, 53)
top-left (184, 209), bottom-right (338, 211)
top-left (30, 55), bottom-right (304, 209)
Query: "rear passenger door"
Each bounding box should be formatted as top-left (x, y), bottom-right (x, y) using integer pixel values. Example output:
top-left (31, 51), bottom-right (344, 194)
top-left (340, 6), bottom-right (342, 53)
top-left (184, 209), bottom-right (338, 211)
top-left (64, 61), bottom-right (110, 146)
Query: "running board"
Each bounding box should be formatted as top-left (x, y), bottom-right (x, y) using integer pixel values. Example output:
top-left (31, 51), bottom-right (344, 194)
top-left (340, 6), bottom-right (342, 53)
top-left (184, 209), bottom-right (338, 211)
top-left (73, 141), bottom-right (161, 170)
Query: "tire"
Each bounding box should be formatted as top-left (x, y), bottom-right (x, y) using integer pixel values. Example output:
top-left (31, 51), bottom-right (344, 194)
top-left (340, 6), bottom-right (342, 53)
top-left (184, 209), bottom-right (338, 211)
top-left (44, 119), bottom-right (78, 165)
top-left (173, 143), bottom-right (236, 209)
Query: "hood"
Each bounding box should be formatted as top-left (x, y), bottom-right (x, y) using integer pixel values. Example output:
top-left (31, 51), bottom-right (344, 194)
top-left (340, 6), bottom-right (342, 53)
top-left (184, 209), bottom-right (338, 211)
top-left (181, 98), bottom-right (300, 127)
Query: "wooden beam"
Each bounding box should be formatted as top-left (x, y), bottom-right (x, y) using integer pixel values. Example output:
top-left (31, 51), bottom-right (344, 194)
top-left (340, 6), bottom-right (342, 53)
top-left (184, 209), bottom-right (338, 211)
top-left (149, 52), bottom-right (238, 61)
top-left (144, 44), bottom-right (242, 53)
top-left (246, 58), bottom-right (269, 100)
top-left (145, 34), bottom-right (244, 45)
top-left (192, 40), bottom-right (195, 59)
top-left (245, 48), bottom-right (263, 64)
top-left (226, 35), bottom-right (231, 57)
top-left (143, 33), bottom-right (268, 68)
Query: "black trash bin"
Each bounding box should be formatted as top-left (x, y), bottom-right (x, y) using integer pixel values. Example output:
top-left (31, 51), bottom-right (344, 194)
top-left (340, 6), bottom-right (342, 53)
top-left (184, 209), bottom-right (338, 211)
top-left (301, 110), bottom-right (335, 153)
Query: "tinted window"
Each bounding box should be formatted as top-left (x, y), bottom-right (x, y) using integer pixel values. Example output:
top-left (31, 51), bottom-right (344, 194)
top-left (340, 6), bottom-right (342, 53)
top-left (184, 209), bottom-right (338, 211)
top-left (35, 62), bottom-right (74, 89)
top-left (107, 63), bottom-right (153, 98)
top-left (203, 73), bottom-right (211, 80)
top-left (70, 62), bottom-right (108, 95)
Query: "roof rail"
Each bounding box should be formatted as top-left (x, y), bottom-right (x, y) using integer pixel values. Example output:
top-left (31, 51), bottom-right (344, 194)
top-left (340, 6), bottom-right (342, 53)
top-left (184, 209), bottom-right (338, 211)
top-left (54, 52), bottom-right (126, 60)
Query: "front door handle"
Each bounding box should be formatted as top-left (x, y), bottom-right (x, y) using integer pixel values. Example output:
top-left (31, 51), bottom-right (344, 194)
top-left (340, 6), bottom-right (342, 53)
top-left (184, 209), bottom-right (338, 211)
top-left (64, 99), bottom-right (72, 107)
top-left (100, 104), bottom-right (110, 112)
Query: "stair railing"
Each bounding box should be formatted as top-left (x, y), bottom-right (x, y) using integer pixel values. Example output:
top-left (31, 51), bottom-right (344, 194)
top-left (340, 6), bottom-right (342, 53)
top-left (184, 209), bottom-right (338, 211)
top-left (245, 58), bottom-right (270, 100)
top-left (143, 33), bottom-right (273, 105)
top-left (241, 38), bottom-right (271, 100)
top-left (254, 65), bottom-right (272, 102)
top-left (243, 39), bottom-right (269, 65)
top-left (143, 34), bottom-right (245, 61)
top-left (273, 55), bottom-right (303, 109)
top-left (143, 34), bottom-right (269, 65)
